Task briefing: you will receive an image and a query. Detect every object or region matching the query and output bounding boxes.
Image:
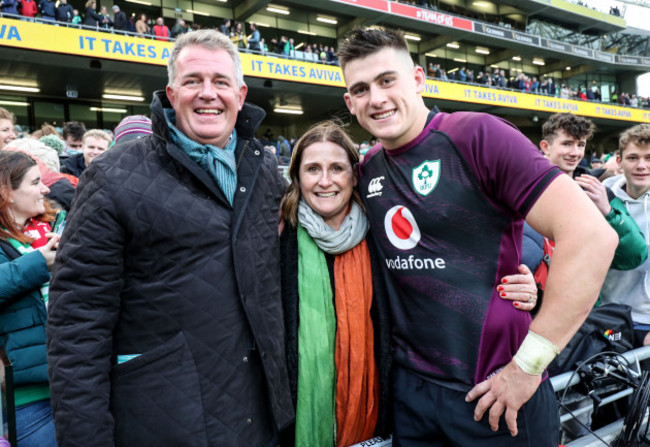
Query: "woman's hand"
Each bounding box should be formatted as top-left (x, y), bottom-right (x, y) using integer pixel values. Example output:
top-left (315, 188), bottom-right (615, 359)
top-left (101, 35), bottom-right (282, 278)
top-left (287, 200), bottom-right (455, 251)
top-left (497, 264), bottom-right (538, 311)
top-left (38, 233), bottom-right (61, 271)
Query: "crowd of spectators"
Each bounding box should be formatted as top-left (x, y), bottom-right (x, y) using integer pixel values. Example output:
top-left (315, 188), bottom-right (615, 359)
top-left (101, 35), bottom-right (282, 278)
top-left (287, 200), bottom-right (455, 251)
top-left (426, 62), bottom-right (650, 109)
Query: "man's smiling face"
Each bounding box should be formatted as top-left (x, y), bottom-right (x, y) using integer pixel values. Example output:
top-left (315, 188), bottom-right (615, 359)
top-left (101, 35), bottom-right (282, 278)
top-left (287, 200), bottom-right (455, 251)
top-left (166, 45), bottom-right (247, 148)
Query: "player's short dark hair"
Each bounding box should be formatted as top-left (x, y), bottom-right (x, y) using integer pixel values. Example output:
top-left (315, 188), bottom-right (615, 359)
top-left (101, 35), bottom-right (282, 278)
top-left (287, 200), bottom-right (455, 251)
top-left (338, 27), bottom-right (409, 71)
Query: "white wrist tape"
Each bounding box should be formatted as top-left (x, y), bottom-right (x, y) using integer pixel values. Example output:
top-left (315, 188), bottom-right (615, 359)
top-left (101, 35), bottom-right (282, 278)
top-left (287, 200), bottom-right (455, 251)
top-left (513, 330), bottom-right (560, 376)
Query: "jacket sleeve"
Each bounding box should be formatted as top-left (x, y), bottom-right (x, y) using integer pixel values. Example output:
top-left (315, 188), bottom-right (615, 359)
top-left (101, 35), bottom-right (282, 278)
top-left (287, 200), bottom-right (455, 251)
top-left (0, 249), bottom-right (49, 303)
top-left (521, 221), bottom-right (544, 271)
top-left (47, 164), bottom-right (125, 447)
top-left (607, 196), bottom-right (649, 271)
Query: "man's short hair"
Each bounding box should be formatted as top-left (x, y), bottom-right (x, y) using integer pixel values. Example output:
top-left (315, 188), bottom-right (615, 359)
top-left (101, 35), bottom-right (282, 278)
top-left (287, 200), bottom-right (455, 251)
top-left (167, 29), bottom-right (244, 88)
top-left (83, 129), bottom-right (113, 145)
top-left (62, 121), bottom-right (87, 140)
top-left (619, 124), bottom-right (650, 155)
top-left (337, 27), bottom-right (409, 71)
top-left (541, 113), bottom-right (595, 143)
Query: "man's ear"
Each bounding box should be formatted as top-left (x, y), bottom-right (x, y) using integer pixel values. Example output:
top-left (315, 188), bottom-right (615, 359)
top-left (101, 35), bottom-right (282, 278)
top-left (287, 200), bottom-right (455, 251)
top-left (540, 140), bottom-right (550, 156)
top-left (344, 92), bottom-right (355, 115)
top-left (414, 65), bottom-right (426, 94)
top-left (165, 85), bottom-right (176, 107)
top-left (237, 84), bottom-right (248, 110)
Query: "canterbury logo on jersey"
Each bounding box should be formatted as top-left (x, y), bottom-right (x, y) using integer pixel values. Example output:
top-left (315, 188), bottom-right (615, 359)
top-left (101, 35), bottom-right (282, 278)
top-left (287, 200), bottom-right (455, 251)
top-left (366, 176), bottom-right (385, 198)
top-left (384, 205), bottom-right (446, 270)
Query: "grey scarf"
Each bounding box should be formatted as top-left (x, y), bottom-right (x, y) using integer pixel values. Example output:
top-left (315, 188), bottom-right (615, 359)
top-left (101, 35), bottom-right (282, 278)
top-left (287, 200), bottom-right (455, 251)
top-left (298, 199), bottom-right (369, 255)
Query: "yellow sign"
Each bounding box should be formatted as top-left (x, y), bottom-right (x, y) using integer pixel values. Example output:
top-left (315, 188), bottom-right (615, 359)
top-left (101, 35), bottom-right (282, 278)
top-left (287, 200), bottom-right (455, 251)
top-left (0, 18), bottom-right (171, 65)
top-left (423, 82), bottom-right (649, 123)
top-left (0, 18), bottom-right (646, 123)
top-left (240, 53), bottom-right (345, 87)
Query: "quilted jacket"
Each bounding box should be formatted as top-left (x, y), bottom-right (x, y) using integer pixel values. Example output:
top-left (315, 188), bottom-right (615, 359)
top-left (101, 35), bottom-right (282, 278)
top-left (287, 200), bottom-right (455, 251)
top-left (0, 241), bottom-right (50, 385)
top-left (47, 91), bottom-right (294, 447)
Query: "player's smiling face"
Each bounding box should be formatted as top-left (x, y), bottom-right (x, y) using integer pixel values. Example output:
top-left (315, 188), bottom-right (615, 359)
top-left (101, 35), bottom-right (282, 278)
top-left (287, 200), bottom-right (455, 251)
top-left (344, 48), bottom-right (427, 150)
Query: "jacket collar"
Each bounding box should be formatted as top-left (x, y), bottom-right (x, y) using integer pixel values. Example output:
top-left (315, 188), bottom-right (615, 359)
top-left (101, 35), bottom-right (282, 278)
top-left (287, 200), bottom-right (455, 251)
top-left (149, 90), bottom-right (266, 211)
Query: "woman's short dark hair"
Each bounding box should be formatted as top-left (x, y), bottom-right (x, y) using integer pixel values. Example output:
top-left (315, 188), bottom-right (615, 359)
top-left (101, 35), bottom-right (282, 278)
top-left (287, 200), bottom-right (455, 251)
top-left (281, 121), bottom-right (364, 227)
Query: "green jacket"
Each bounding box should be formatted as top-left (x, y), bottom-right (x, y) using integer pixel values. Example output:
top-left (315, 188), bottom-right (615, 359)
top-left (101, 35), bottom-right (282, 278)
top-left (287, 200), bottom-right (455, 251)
top-left (606, 195), bottom-right (648, 271)
top-left (0, 241), bottom-right (50, 386)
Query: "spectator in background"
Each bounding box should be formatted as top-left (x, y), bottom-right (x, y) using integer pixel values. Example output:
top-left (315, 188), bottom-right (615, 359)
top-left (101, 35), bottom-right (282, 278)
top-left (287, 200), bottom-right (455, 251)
top-left (283, 37), bottom-right (294, 57)
top-left (112, 4), bottom-right (126, 31)
top-left (113, 115), bottom-right (152, 144)
top-left (0, 108), bottom-right (17, 150)
top-left (4, 138), bottom-right (77, 211)
top-left (230, 21), bottom-right (247, 49)
top-left (600, 124), bottom-right (650, 346)
top-left (219, 18), bottom-right (230, 36)
top-left (0, 151), bottom-right (60, 447)
top-left (248, 22), bottom-right (261, 51)
top-left (99, 5), bottom-right (113, 29)
top-left (135, 13), bottom-right (149, 35)
top-left (31, 123), bottom-right (60, 140)
top-left (1, 0), bottom-right (19, 16)
top-left (170, 17), bottom-right (186, 37)
top-left (84, 0), bottom-right (101, 27)
top-left (38, 0), bottom-right (56, 21)
top-left (277, 135), bottom-right (291, 164)
top-left (523, 113), bottom-right (647, 287)
top-left (60, 129), bottom-right (111, 178)
top-left (427, 63), bottom-right (435, 78)
top-left (61, 121), bottom-right (86, 156)
top-left (152, 17), bottom-right (170, 41)
top-left (70, 8), bottom-right (81, 25)
top-left (560, 84), bottom-right (570, 99)
top-left (55, 0), bottom-right (73, 22)
top-left (19, 0), bottom-right (38, 18)
top-left (531, 76), bottom-right (539, 93)
top-left (457, 66), bottom-right (467, 82)
top-left (39, 135), bottom-right (65, 157)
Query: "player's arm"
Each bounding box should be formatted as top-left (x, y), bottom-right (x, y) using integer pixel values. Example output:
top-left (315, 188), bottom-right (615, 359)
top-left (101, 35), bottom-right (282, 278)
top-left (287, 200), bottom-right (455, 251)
top-left (466, 173), bottom-right (617, 436)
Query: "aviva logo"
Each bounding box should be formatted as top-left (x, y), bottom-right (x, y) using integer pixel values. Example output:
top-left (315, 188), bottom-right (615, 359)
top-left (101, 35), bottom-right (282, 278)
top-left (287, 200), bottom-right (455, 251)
top-left (0, 24), bottom-right (21, 41)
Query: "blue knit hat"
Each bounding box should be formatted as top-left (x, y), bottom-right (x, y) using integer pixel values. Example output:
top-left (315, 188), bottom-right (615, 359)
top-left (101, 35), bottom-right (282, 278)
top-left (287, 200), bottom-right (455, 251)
top-left (114, 115), bottom-right (153, 144)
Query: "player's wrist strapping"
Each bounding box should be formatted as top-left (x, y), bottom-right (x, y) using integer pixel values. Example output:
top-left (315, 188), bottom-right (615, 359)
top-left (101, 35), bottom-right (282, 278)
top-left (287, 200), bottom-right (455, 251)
top-left (514, 330), bottom-right (560, 376)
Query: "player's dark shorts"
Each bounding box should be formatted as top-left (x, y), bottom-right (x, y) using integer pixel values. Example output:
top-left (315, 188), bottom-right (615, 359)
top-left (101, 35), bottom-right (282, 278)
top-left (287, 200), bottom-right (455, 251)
top-left (392, 365), bottom-right (560, 447)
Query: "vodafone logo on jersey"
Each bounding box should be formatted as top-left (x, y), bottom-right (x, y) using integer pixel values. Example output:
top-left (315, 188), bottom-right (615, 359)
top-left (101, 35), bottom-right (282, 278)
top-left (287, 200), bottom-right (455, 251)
top-left (384, 205), bottom-right (421, 250)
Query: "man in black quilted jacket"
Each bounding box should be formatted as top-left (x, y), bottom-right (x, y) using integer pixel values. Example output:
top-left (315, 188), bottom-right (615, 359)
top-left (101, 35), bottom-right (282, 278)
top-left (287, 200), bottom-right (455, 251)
top-left (47, 30), bottom-right (293, 446)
